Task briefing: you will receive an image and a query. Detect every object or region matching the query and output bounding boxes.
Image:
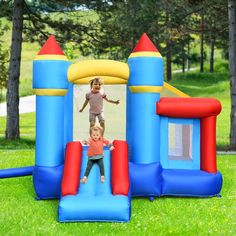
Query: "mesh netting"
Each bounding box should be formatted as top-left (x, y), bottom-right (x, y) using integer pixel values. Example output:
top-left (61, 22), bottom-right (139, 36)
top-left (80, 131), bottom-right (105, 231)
top-left (168, 123), bottom-right (193, 161)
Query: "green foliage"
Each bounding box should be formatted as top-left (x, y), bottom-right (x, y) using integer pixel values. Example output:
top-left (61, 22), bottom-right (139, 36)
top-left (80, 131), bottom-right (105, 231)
top-left (214, 60), bottom-right (229, 73)
top-left (202, 59), bottom-right (229, 73)
top-left (22, 2), bottom-right (99, 58)
top-left (19, 78), bottom-right (33, 98)
top-left (0, 20), bottom-right (9, 101)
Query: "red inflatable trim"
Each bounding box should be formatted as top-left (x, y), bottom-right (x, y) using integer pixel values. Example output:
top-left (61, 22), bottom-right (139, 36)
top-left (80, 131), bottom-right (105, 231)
top-left (156, 98), bottom-right (221, 118)
top-left (38, 35), bottom-right (65, 55)
top-left (111, 140), bottom-right (130, 196)
top-left (201, 116), bottom-right (217, 173)
top-left (61, 142), bottom-right (82, 196)
top-left (132, 33), bottom-right (159, 52)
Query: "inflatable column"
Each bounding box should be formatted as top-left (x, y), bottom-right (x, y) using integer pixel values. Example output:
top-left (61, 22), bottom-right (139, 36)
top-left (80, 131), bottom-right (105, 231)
top-left (127, 33), bottom-right (163, 197)
top-left (32, 36), bottom-right (71, 199)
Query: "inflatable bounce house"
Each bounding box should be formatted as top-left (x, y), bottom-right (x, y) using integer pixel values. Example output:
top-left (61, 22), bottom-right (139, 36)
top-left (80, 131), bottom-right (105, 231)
top-left (0, 33), bottom-right (223, 222)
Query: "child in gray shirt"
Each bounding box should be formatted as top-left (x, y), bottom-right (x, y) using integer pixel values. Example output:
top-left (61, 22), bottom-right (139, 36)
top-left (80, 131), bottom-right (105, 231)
top-left (79, 78), bottom-right (120, 131)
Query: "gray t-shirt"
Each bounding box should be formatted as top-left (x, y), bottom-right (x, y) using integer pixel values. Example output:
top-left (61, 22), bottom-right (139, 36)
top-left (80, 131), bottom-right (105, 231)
top-left (86, 91), bottom-right (106, 114)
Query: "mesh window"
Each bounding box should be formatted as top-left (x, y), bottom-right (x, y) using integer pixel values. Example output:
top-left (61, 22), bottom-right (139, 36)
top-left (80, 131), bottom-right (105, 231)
top-left (168, 123), bottom-right (193, 161)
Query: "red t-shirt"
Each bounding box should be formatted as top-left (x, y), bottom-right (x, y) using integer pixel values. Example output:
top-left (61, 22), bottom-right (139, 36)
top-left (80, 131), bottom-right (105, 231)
top-left (87, 137), bottom-right (110, 157)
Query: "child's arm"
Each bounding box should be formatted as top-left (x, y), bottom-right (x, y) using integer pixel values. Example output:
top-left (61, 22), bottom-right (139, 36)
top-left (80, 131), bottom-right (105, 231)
top-left (79, 99), bottom-right (89, 112)
top-left (81, 139), bottom-right (88, 145)
top-left (104, 97), bottom-right (120, 105)
top-left (81, 138), bottom-right (91, 145)
top-left (103, 138), bottom-right (115, 151)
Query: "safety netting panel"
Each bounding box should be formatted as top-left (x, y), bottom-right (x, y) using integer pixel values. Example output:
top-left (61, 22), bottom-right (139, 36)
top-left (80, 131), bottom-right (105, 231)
top-left (168, 123), bottom-right (193, 161)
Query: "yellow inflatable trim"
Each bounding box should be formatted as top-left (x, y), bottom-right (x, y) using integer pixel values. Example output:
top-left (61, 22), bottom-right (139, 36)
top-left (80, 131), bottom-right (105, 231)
top-left (74, 76), bottom-right (127, 85)
top-left (129, 86), bottom-right (163, 93)
top-left (34, 89), bottom-right (67, 96)
top-left (163, 82), bottom-right (190, 97)
top-left (34, 55), bottom-right (68, 61)
top-left (129, 52), bottom-right (162, 58)
top-left (68, 60), bottom-right (129, 84)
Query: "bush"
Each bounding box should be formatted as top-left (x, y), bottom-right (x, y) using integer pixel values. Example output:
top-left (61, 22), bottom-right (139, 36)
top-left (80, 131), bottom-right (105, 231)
top-left (214, 60), bottom-right (229, 73)
top-left (19, 78), bottom-right (33, 97)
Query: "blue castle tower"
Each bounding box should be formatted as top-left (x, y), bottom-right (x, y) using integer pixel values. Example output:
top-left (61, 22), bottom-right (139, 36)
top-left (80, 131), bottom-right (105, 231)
top-left (126, 33), bottom-right (163, 196)
top-left (32, 36), bottom-right (72, 199)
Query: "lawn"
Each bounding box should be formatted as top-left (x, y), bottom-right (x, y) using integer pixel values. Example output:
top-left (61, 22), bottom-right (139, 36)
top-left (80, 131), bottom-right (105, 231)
top-left (0, 151), bottom-right (235, 236)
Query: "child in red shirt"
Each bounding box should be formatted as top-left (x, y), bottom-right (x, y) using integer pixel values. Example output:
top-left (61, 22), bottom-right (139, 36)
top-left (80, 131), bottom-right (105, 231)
top-left (81, 126), bottom-right (114, 183)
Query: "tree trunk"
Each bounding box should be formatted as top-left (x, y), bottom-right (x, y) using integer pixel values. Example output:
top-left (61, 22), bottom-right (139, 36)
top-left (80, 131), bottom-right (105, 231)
top-left (166, 39), bottom-right (172, 82)
top-left (228, 0), bottom-right (236, 149)
top-left (187, 36), bottom-right (191, 71)
top-left (200, 11), bottom-right (204, 73)
top-left (5, 0), bottom-right (24, 140)
top-left (182, 41), bottom-right (185, 73)
top-left (210, 38), bottom-right (215, 73)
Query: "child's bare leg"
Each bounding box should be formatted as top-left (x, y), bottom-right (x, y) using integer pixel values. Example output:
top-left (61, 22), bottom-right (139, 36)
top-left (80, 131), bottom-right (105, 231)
top-left (99, 121), bottom-right (105, 134)
top-left (101, 176), bottom-right (105, 183)
top-left (98, 113), bottom-right (105, 134)
top-left (81, 160), bottom-right (93, 184)
top-left (97, 159), bottom-right (105, 183)
top-left (90, 121), bottom-right (95, 128)
top-left (81, 176), bottom-right (87, 183)
top-left (89, 113), bottom-right (96, 128)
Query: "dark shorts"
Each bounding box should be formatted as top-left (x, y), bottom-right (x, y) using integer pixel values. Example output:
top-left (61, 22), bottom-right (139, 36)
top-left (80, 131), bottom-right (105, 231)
top-left (89, 112), bottom-right (105, 123)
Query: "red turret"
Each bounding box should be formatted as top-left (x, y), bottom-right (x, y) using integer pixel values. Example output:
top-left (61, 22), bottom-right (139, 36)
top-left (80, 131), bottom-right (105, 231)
top-left (129, 33), bottom-right (161, 58)
top-left (38, 35), bottom-right (64, 55)
top-left (132, 33), bottom-right (159, 52)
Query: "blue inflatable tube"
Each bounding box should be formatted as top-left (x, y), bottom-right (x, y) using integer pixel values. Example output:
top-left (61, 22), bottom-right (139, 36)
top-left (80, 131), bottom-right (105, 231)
top-left (162, 169), bottom-right (223, 197)
top-left (0, 166), bottom-right (34, 178)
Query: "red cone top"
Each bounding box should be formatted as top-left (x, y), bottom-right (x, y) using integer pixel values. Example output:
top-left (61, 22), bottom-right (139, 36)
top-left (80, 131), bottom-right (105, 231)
top-left (132, 33), bottom-right (159, 53)
top-left (38, 35), bottom-right (64, 55)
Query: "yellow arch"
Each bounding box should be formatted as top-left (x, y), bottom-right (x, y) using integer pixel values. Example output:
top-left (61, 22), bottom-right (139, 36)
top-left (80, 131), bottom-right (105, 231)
top-left (67, 60), bottom-right (129, 84)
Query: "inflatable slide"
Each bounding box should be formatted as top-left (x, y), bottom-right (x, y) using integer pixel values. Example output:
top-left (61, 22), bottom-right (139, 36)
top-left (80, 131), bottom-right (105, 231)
top-left (58, 140), bottom-right (130, 222)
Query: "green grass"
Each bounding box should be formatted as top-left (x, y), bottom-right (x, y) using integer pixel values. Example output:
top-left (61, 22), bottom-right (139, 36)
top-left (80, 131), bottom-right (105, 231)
top-left (0, 112), bottom-right (35, 149)
top-left (0, 152), bottom-right (235, 235)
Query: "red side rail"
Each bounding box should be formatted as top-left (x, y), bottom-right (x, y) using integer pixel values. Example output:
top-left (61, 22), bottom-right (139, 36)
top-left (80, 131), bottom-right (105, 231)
top-left (111, 140), bottom-right (130, 196)
top-left (201, 116), bottom-right (217, 173)
top-left (156, 98), bottom-right (221, 118)
top-left (61, 142), bottom-right (82, 196)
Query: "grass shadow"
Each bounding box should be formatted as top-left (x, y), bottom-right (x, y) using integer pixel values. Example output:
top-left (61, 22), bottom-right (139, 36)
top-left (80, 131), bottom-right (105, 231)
top-left (0, 137), bottom-right (35, 150)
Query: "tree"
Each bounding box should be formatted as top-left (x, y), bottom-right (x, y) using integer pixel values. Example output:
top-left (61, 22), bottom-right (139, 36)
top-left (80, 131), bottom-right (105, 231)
top-left (86, 0), bottom-right (197, 81)
top-left (2, 0), bottom-right (97, 140)
top-left (202, 1), bottom-right (228, 73)
top-left (6, 0), bottom-right (24, 139)
top-left (228, 0), bottom-right (236, 149)
top-left (200, 9), bottom-right (205, 72)
top-left (86, 0), bottom-right (163, 60)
